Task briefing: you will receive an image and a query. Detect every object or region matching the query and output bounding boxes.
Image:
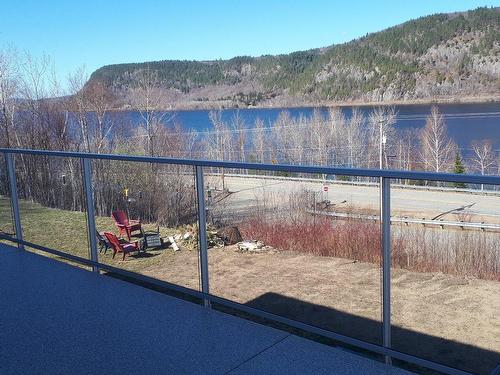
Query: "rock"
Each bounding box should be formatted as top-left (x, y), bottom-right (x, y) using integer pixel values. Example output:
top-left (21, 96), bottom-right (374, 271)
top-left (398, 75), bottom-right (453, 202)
top-left (237, 240), bottom-right (265, 252)
top-left (217, 226), bottom-right (243, 245)
top-left (183, 232), bottom-right (192, 240)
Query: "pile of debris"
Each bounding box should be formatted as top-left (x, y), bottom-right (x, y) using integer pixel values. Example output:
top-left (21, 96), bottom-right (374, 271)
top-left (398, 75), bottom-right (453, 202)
top-left (170, 224), bottom-right (243, 250)
top-left (166, 224), bottom-right (270, 253)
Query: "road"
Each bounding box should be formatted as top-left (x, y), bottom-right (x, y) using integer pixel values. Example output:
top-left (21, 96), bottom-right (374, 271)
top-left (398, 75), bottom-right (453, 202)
top-left (205, 174), bottom-right (500, 223)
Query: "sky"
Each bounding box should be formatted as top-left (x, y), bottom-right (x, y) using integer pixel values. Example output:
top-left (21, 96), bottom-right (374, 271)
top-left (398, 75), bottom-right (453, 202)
top-left (1, 0), bottom-right (499, 83)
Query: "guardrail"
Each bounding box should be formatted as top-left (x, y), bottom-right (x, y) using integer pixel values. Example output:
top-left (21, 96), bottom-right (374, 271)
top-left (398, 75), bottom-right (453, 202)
top-left (308, 210), bottom-right (500, 231)
top-left (1, 147), bottom-right (499, 375)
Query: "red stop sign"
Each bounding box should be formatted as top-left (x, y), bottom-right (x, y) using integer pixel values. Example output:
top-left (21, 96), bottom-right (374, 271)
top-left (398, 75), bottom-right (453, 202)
top-left (323, 185), bottom-right (328, 192)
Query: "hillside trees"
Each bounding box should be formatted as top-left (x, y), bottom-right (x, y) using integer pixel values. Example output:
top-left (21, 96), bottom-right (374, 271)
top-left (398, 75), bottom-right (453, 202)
top-left (86, 8), bottom-right (500, 105)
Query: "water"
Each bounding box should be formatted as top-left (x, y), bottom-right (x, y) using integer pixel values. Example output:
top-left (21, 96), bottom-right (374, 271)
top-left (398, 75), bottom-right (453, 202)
top-left (113, 102), bottom-right (500, 151)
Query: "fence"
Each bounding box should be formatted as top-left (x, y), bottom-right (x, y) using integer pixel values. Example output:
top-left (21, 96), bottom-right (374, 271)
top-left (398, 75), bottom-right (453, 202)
top-left (1, 147), bottom-right (499, 375)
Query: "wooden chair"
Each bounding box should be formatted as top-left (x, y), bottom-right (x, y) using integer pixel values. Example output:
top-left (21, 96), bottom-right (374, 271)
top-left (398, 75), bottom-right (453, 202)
top-left (111, 210), bottom-right (141, 240)
top-left (96, 230), bottom-right (111, 254)
top-left (103, 232), bottom-right (140, 260)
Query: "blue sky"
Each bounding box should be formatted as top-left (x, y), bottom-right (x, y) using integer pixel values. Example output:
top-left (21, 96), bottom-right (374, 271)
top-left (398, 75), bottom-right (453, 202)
top-left (1, 0), bottom-right (499, 81)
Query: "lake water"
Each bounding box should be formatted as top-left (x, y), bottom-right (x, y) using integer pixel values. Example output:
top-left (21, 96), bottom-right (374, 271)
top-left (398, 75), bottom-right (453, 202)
top-left (115, 102), bottom-right (500, 151)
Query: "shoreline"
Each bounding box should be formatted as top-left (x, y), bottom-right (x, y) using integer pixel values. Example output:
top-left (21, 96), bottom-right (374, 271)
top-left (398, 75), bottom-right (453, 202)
top-left (111, 95), bottom-right (500, 112)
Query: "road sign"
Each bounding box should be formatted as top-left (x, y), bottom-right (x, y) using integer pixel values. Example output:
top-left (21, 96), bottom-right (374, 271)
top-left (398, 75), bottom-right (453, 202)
top-left (323, 185), bottom-right (328, 192)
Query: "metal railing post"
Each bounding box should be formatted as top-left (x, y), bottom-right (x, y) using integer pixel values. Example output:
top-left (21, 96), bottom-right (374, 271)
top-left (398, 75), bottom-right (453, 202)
top-left (5, 153), bottom-right (24, 250)
top-left (381, 177), bottom-right (391, 364)
top-left (82, 158), bottom-right (99, 273)
top-left (195, 165), bottom-right (211, 308)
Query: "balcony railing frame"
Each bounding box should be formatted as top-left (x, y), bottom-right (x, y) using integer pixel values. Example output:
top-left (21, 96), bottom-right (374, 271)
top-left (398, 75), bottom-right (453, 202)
top-left (2, 148), bottom-right (499, 375)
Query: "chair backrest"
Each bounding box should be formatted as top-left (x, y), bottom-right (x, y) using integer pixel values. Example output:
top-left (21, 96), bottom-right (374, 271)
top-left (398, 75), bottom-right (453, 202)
top-left (112, 210), bottom-right (129, 226)
top-left (103, 232), bottom-right (122, 251)
top-left (96, 230), bottom-right (105, 241)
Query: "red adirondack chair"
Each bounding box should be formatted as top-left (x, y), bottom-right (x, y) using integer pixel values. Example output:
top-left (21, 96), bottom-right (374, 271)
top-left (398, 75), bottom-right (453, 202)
top-left (103, 232), bottom-right (139, 260)
top-left (112, 210), bottom-right (142, 240)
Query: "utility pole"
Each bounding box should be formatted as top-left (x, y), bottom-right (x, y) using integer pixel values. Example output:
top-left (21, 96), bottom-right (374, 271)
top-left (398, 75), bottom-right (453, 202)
top-left (379, 119), bottom-right (385, 169)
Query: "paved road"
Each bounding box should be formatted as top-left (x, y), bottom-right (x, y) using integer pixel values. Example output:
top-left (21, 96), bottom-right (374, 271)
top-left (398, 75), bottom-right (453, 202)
top-left (205, 175), bottom-right (500, 222)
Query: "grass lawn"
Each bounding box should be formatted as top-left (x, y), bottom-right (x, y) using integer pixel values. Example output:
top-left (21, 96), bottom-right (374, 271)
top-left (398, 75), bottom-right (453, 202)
top-left (0, 196), bottom-right (193, 273)
top-left (0, 195), bottom-right (14, 235)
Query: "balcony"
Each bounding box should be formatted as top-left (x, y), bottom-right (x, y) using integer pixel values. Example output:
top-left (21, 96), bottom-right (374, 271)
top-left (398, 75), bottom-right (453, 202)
top-left (1, 148), bottom-right (499, 375)
top-left (0, 241), bottom-right (414, 374)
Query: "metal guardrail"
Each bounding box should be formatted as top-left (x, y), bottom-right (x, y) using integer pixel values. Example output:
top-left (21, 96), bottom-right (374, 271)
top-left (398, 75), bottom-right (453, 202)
top-left (1, 147), bottom-right (499, 375)
top-left (308, 210), bottom-right (500, 231)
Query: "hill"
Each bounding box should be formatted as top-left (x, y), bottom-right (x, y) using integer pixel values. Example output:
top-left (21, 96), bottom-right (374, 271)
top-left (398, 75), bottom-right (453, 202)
top-left (88, 7), bottom-right (500, 109)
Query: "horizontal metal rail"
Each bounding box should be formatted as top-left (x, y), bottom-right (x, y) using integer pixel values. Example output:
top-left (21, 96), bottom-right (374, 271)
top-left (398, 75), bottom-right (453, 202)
top-left (1, 148), bottom-right (499, 185)
top-left (0, 234), bottom-right (472, 375)
top-left (205, 172), bottom-right (500, 196)
top-left (308, 210), bottom-right (500, 231)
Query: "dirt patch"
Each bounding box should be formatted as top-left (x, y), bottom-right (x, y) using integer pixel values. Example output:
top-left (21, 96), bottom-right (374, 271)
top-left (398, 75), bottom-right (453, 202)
top-left (142, 246), bottom-right (500, 374)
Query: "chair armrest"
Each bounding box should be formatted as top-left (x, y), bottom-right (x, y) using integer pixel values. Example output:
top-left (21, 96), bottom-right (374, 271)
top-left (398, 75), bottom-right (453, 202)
top-left (122, 243), bottom-right (137, 252)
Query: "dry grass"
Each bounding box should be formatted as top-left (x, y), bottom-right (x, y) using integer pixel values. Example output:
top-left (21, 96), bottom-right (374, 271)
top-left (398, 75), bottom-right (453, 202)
top-left (143, 246), bottom-right (500, 375)
top-left (239, 216), bottom-right (500, 281)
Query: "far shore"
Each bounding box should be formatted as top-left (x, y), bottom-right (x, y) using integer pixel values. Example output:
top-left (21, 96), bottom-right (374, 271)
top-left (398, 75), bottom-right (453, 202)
top-left (110, 95), bottom-right (500, 112)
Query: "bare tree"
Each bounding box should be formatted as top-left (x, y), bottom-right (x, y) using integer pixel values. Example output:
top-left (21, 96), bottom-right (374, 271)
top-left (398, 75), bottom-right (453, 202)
top-left (253, 117), bottom-right (266, 163)
top-left (310, 108), bottom-right (328, 166)
top-left (0, 47), bottom-right (20, 148)
top-left (471, 140), bottom-right (496, 190)
top-left (84, 81), bottom-right (115, 153)
top-left (419, 106), bottom-right (456, 173)
top-left (346, 108), bottom-right (364, 168)
top-left (231, 110), bottom-right (246, 164)
top-left (420, 106), bottom-right (456, 173)
top-left (326, 107), bottom-right (345, 166)
top-left (68, 67), bottom-right (92, 152)
top-left (133, 65), bottom-right (174, 157)
top-left (271, 111), bottom-right (294, 164)
top-left (397, 128), bottom-right (417, 167)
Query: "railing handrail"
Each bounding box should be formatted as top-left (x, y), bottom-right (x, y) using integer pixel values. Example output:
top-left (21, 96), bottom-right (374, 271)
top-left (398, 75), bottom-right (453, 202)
top-left (1, 147), bottom-right (500, 185)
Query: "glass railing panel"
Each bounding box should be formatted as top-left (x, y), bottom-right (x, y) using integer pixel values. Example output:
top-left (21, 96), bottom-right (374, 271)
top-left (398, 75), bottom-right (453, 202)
top-left (390, 180), bottom-right (500, 374)
top-left (14, 154), bottom-right (90, 269)
top-left (206, 168), bottom-right (383, 345)
top-left (94, 159), bottom-right (201, 293)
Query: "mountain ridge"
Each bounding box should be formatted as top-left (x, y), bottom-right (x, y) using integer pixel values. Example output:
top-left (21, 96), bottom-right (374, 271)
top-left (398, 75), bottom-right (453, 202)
top-left (88, 7), bottom-right (500, 109)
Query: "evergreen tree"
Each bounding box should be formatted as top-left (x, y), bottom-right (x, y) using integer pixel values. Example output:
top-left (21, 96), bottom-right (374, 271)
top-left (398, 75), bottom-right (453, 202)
top-left (453, 152), bottom-right (466, 188)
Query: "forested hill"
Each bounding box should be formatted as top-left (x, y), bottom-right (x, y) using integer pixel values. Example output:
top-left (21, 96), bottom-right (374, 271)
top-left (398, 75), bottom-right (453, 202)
top-left (89, 7), bottom-right (500, 108)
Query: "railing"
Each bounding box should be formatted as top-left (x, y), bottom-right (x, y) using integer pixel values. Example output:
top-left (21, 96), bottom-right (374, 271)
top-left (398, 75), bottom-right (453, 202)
top-left (1, 148), bottom-right (499, 375)
top-left (308, 210), bottom-right (500, 231)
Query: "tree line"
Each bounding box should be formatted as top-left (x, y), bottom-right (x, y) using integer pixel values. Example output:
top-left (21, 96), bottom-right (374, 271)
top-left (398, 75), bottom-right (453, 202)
top-left (204, 106), bottom-right (499, 183)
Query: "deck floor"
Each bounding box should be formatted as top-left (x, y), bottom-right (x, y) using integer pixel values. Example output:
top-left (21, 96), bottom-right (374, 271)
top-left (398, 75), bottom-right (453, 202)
top-left (0, 243), bottom-right (411, 374)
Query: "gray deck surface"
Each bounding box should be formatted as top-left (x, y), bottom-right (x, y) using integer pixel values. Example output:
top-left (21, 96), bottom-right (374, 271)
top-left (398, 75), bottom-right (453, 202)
top-left (0, 243), bottom-right (412, 374)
